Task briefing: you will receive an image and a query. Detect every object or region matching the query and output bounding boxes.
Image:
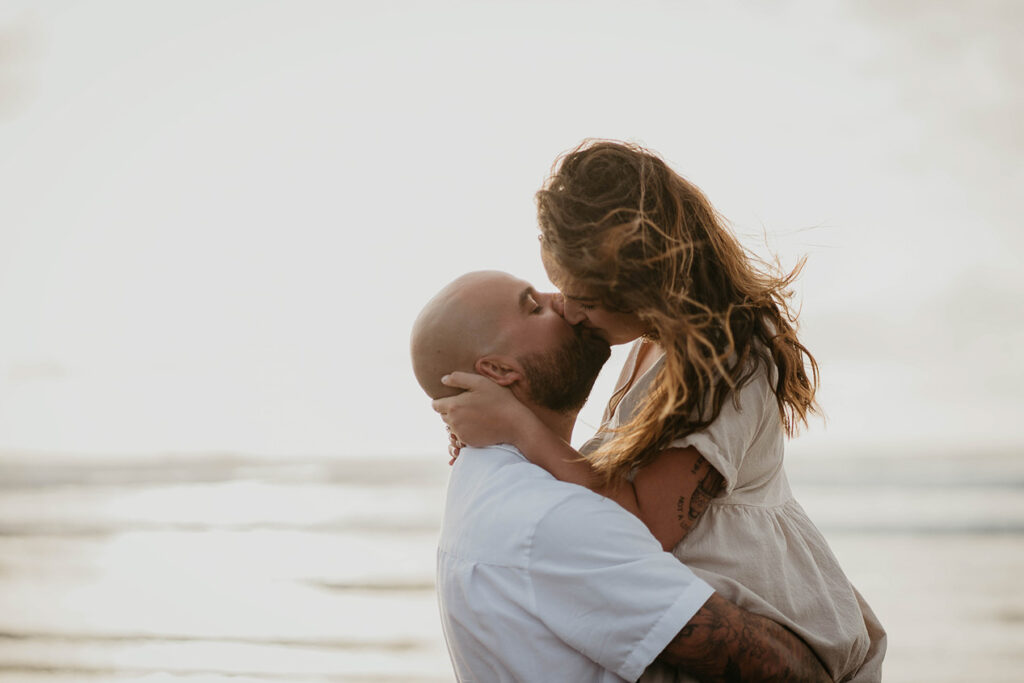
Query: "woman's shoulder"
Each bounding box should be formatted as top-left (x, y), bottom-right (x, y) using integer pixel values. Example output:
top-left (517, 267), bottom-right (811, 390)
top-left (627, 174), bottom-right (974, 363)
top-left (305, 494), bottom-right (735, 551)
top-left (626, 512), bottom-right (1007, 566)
top-left (666, 356), bottom-right (784, 492)
top-left (706, 351), bottom-right (777, 421)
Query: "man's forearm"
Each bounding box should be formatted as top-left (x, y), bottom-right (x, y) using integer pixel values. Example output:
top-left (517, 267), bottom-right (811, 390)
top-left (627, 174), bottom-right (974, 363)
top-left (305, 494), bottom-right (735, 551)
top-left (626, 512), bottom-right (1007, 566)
top-left (660, 593), bottom-right (830, 683)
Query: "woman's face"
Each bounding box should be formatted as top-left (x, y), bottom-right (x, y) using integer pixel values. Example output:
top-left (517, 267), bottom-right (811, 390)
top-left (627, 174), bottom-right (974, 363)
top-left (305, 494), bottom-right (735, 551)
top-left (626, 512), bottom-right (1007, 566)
top-left (555, 294), bottom-right (647, 346)
top-left (542, 252), bottom-right (648, 346)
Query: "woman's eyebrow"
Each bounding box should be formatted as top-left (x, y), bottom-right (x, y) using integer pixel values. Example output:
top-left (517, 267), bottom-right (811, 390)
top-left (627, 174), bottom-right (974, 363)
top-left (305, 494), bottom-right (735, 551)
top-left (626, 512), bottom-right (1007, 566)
top-left (565, 293), bottom-right (599, 303)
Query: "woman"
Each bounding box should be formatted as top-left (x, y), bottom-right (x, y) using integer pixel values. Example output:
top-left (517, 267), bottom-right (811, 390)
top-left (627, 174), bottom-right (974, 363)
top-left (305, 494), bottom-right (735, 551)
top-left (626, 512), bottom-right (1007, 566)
top-left (434, 140), bottom-right (885, 681)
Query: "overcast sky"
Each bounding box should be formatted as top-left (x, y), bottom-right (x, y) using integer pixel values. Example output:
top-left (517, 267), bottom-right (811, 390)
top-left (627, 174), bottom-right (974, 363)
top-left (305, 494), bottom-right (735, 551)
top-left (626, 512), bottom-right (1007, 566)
top-left (0, 1), bottom-right (1021, 459)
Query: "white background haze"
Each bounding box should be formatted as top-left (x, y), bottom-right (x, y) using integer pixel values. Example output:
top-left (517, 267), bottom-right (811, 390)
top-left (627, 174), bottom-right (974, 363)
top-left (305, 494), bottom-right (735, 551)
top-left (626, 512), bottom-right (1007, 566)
top-left (1, 0), bottom-right (1021, 460)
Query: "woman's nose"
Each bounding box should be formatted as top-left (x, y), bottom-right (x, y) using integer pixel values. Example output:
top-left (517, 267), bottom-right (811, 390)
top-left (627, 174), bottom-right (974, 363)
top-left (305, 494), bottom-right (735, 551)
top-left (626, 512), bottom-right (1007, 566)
top-left (560, 297), bottom-right (587, 325)
top-left (550, 292), bottom-right (566, 318)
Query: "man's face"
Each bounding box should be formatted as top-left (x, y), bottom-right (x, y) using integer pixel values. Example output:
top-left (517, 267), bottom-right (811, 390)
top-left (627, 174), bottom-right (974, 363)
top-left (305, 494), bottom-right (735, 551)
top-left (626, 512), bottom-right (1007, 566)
top-left (486, 275), bottom-right (578, 364)
top-left (464, 272), bottom-right (610, 412)
top-left (462, 272), bottom-right (610, 411)
top-left (485, 274), bottom-right (611, 413)
top-left (519, 325), bottom-right (611, 413)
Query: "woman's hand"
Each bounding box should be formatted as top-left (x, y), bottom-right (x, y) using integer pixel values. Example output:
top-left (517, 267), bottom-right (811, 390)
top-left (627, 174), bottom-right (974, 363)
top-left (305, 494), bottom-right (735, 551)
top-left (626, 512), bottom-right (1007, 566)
top-left (432, 371), bottom-right (538, 452)
top-left (446, 427), bottom-right (466, 465)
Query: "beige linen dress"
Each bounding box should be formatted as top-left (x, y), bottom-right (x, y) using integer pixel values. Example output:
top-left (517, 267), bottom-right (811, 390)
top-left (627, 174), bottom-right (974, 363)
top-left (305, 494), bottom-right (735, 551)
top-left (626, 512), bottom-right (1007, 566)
top-left (581, 342), bottom-right (887, 682)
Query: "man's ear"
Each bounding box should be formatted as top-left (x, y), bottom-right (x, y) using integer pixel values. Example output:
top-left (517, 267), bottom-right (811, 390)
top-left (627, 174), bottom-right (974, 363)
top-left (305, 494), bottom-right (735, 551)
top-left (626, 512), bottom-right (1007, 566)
top-left (475, 356), bottom-right (523, 387)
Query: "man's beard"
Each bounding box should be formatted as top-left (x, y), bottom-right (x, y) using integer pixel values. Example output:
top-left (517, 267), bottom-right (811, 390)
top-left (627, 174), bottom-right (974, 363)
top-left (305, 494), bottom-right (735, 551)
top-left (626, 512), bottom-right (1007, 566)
top-left (519, 327), bottom-right (611, 414)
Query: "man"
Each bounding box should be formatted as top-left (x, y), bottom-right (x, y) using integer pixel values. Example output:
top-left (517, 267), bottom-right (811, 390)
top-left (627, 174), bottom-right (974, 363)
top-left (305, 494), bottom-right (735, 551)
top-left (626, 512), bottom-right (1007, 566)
top-left (410, 270), bottom-right (827, 682)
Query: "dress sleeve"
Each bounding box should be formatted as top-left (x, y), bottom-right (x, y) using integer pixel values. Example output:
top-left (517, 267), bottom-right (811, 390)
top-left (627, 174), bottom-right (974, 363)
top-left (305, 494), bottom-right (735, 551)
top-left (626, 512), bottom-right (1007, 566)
top-left (528, 490), bottom-right (715, 682)
top-left (667, 365), bottom-right (774, 496)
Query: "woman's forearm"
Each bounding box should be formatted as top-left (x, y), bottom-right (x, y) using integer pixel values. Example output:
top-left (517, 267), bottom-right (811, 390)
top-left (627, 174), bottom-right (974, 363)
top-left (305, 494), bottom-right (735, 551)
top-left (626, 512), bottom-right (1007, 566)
top-left (515, 427), bottom-right (641, 517)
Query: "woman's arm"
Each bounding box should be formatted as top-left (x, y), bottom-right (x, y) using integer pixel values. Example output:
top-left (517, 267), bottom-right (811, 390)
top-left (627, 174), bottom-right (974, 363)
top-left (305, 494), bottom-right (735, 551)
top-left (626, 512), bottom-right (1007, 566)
top-left (515, 432), bottom-right (724, 551)
top-left (434, 372), bottom-right (724, 549)
top-left (632, 447), bottom-right (725, 551)
top-left (513, 421), bottom-right (642, 518)
top-left (432, 371), bottom-right (642, 517)
top-left (512, 416), bottom-right (725, 552)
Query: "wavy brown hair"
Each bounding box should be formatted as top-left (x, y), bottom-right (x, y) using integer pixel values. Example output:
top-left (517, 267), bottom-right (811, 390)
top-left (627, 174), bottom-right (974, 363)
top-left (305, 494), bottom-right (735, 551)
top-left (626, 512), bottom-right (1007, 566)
top-left (537, 140), bottom-right (820, 481)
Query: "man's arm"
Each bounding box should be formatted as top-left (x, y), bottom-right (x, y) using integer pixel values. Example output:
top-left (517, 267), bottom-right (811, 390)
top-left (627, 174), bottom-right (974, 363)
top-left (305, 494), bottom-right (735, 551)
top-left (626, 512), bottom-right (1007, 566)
top-left (527, 480), bottom-right (829, 683)
top-left (660, 593), bottom-right (830, 683)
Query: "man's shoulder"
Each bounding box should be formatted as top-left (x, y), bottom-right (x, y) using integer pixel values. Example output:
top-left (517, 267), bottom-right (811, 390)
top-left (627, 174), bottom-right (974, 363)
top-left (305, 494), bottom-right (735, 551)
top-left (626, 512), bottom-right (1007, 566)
top-left (440, 445), bottom-right (616, 566)
top-left (448, 444), bottom-right (570, 498)
top-left (449, 443), bottom-right (610, 513)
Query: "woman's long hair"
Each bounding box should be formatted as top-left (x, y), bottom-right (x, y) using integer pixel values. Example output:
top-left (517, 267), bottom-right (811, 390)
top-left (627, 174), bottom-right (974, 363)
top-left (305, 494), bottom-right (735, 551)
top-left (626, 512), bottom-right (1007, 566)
top-left (537, 140), bottom-right (819, 481)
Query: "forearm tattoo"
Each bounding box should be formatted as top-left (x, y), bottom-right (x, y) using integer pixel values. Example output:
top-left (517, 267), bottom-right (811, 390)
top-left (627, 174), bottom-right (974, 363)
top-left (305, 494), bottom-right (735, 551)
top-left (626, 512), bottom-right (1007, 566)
top-left (664, 594), bottom-right (829, 682)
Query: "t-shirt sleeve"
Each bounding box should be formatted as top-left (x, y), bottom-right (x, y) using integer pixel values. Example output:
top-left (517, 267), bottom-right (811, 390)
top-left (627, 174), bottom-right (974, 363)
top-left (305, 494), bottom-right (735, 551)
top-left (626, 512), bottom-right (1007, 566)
top-left (528, 490), bottom-right (715, 682)
top-left (667, 365), bottom-right (774, 495)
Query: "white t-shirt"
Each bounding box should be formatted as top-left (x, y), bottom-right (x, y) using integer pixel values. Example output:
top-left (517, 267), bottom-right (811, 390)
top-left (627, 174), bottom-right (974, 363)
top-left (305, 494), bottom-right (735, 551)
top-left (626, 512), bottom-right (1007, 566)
top-left (437, 444), bottom-right (715, 683)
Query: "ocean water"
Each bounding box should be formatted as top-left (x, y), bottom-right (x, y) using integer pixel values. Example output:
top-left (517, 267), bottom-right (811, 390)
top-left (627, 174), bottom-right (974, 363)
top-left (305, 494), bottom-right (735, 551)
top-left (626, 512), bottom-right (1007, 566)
top-left (0, 451), bottom-right (1022, 682)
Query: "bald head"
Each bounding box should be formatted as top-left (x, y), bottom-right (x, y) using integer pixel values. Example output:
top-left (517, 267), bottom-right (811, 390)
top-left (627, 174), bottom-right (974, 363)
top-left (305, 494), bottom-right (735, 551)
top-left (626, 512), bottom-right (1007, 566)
top-left (410, 271), bottom-right (521, 399)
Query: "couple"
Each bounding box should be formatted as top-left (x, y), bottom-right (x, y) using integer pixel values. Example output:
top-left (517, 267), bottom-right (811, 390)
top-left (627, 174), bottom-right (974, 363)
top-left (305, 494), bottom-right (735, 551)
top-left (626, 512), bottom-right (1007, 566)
top-left (410, 141), bottom-right (885, 681)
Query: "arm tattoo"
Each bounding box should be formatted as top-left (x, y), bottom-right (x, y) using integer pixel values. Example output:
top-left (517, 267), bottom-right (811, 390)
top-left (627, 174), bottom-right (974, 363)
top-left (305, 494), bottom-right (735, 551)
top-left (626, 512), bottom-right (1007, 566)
top-left (661, 593), bottom-right (829, 682)
top-left (676, 456), bottom-right (724, 531)
top-left (676, 495), bottom-right (687, 525)
top-left (688, 458), bottom-right (723, 522)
